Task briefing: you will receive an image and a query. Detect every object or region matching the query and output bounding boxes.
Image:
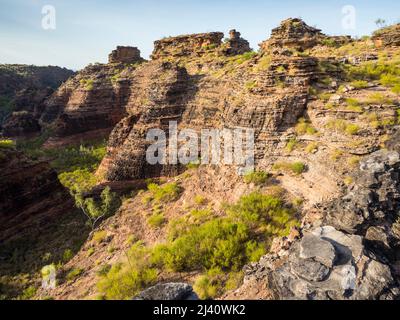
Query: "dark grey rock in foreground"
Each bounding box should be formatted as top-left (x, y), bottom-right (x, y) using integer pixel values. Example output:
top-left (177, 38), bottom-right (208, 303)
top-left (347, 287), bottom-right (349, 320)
top-left (134, 283), bottom-right (199, 300)
top-left (238, 150), bottom-right (400, 300)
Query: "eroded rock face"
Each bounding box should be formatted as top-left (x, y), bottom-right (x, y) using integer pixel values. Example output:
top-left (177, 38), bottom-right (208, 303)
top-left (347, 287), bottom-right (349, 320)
top-left (372, 24), bottom-right (400, 47)
top-left (0, 148), bottom-right (74, 243)
top-left (134, 283), bottom-right (198, 300)
top-left (108, 46), bottom-right (143, 64)
top-left (259, 18), bottom-right (351, 54)
top-left (222, 29), bottom-right (251, 56)
top-left (40, 63), bottom-right (133, 138)
top-left (151, 32), bottom-right (225, 59)
top-left (102, 61), bottom-right (191, 181)
top-left (39, 47), bottom-right (146, 139)
top-left (260, 18), bottom-right (325, 53)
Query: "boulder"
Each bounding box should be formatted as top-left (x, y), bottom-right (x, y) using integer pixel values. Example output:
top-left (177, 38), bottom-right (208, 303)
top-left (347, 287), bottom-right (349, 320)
top-left (245, 226), bottom-right (397, 300)
top-left (134, 283), bottom-right (198, 300)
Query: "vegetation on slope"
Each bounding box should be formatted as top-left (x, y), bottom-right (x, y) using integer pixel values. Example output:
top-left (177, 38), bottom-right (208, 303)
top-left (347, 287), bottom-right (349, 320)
top-left (96, 186), bottom-right (299, 300)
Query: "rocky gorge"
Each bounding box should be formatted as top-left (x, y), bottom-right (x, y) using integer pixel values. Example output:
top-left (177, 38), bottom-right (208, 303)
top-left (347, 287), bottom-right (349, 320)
top-left (1, 18), bottom-right (400, 300)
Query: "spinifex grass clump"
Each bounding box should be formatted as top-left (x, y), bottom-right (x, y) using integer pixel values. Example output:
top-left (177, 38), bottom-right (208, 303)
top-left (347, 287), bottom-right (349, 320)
top-left (243, 171), bottom-right (270, 185)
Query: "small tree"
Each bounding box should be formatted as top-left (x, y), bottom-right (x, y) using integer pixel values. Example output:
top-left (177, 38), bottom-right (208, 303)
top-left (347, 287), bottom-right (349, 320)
top-left (75, 187), bottom-right (121, 230)
top-left (375, 18), bottom-right (387, 29)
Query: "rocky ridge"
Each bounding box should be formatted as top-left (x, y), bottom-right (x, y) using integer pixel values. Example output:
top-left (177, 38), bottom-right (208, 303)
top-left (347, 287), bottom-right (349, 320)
top-left (0, 65), bottom-right (74, 136)
top-left (372, 23), bottom-right (400, 47)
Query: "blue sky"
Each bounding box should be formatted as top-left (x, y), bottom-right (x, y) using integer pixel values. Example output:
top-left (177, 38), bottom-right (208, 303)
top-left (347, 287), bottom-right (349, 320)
top-left (1, 0), bottom-right (399, 70)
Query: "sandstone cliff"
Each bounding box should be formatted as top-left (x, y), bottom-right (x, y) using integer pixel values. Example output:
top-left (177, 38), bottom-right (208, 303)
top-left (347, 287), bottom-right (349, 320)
top-left (37, 46), bottom-right (146, 146)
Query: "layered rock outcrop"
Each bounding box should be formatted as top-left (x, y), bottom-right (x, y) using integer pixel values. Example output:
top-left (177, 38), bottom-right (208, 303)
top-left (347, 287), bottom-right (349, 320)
top-left (102, 61), bottom-right (192, 180)
top-left (260, 18), bottom-right (351, 54)
top-left (372, 23), bottom-right (400, 47)
top-left (151, 32), bottom-right (225, 59)
top-left (99, 23), bottom-right (321, 181)
top-left (108, 46), bottom-right (143, 64)
top-left (40, 62), bottom-right (136, 138)
top-left (222, 29), bottom-right (251, 56)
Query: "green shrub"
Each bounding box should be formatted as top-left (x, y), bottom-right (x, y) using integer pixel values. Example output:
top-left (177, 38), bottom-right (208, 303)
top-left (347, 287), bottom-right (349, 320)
top-left (93, 231), bottom-right (107, 243)
top-left (96, 264), bottom-right (111, 277)
top-left (80, 79), bottom-right (94, 90)
top-left (276, 65), bottom-right (287, 73)
top-left (193, 274), bottom-right (219, 299)
top-left (87, 247), bottom-right (95, 257)
top-left (186, 161), bottom-right (201, 170)
top-left (0, 139), bottom-right (14, 149)
top-left (66, 268), bottom-right (83, 281)
top-left (20, 286), bottom-right (37, 300)
top-left (62, 249), bottom-right (73, 263)
top-left (97, 193), bottom-right (298, 300)
top-left (76, 187), bottom-right (121, 229)
top-left (350, 80), bottom-right (369, 89)
top-left (245, 80), bottom-right (257, 91)
top-left (146, 182), bottom-right (182, 204)
top-left (226, 192), bottom-right (298, 235)
top-left (392, 85), bottom-right (400, 95)
top-left (272, 161), bottom-right (306, 175)
top-left (318, 92), bottom-right (332, 102)
top-left (295, 118), bottom-right (317, 135)
top-left (254, 54), bottom-right (272, 71)
top-left (331, 149), bottom-right (344, 161)
top-left (346, 98), bottom-right (363, 112)
top-left (344, 176), bottom-right (354, 186)
top-left (243, 171), bottom-right (270, 185)
top-left (345, 124), bottom-right (360, 135)
top-left (286, 138), bottom-right (298, 152)
top-left (305, 142), bottom-right (318, 153)
top-left (159, 218), bottom-right (252, 272)
top-left (366, 93), bottom-right (393, 105)
top-left (59, 169), bottom-right (99, 195)
top-left (380, 74), bottom-right (400, 87)
top-left (346, 60), bottom-right (400, 82)
top-left (97, 243), bottom-right (157, 300)
top-left (147, 213), bottom-right (166, 229)
top-left (326, 119), bottom-right (360, 135)
top-left (194, 195), bottom-right (207, 206)
top-left (193, 269), bottom-right (244, 299)
top-left (190, 208), bottom-right (214, 223)
top-left (348, 156), bottom-right (360, 167)
top-left (320, 38), bottom-right (339, 48)
top-left (235, 51), bottom-right (258, 64)
top-left (225, 271), bottom-right (244, 291)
